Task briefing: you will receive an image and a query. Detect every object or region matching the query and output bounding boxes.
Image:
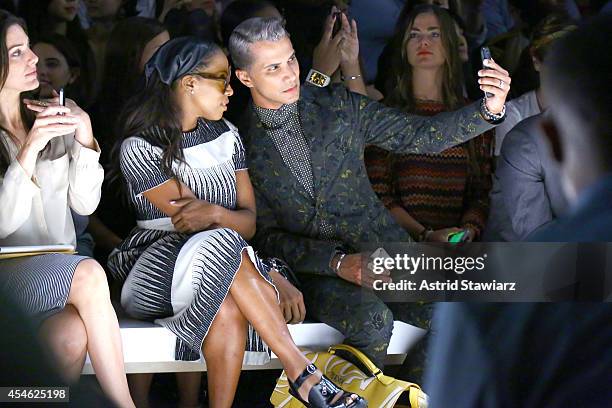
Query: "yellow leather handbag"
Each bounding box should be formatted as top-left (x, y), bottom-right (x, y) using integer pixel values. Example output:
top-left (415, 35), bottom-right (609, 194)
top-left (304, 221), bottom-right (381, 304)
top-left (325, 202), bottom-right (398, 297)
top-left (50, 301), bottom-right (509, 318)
top-left (270, 344), bottom-right (428, 408)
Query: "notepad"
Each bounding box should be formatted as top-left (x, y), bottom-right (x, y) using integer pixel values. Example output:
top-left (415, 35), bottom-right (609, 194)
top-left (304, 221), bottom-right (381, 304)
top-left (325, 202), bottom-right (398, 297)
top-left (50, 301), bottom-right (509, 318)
top-left (0, 244), bottom-right (76, 259)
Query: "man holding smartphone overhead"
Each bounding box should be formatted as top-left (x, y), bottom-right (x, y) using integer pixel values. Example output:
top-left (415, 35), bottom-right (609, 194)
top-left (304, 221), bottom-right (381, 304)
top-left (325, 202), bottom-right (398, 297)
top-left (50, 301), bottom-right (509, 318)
top-left (229, 16), bottom-right (511, 371)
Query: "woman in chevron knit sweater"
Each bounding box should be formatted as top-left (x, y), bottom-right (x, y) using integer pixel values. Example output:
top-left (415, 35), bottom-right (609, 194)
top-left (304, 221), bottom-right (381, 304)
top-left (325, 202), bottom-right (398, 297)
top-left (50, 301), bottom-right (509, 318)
top-left (365, 4), bottom-right (494, 242)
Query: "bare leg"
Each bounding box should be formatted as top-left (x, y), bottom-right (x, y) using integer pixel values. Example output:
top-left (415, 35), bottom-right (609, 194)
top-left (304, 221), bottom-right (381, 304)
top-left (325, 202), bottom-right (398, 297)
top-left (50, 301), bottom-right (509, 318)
top-left (38, 305), bottom-right (87, 383)
top-left (67, 259), bottom-right (135, 408)
top-left (230, 251), bottom-right (357, 403)
top-left (230, 253), bottom-right (359, 405)
top-left (229, 252), bottom-right (324, 402)
top-left (176, 372), bottom-right (202, 408)
top-left (202, 293), bottom-right (247, 408)
top-left (128, 374), bottom-right (153, 408)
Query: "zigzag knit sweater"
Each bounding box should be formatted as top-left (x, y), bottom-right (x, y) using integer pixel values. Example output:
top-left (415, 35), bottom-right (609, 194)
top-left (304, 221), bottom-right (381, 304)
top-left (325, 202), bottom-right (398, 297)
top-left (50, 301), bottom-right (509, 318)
top-left (365, 100), bottom-right (494, 238)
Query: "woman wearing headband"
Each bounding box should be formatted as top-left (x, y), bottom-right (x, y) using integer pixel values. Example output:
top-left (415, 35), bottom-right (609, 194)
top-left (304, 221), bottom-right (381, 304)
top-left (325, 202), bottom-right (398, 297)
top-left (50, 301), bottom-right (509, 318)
top-left (108, 37), bottom-right (367, 408)
top-left (0, 11), bottom-right (134, 407)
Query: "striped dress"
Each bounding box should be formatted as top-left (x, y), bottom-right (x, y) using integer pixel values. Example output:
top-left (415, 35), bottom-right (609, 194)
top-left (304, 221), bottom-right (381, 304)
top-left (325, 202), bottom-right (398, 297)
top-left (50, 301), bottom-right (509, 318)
top-left (365, 100), bottom-right (494, 237)
top-left (107, 118), bottom-right (276, 362)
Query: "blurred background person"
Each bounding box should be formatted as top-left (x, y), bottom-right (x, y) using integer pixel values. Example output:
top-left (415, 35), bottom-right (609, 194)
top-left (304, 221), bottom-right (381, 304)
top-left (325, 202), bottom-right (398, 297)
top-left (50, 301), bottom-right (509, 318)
top-left (88, 16), bottom-right (168, 264)
top-left (18, 0), bottom-right (96, 106)
top-left (495, 14), bottom-right (576, 154)
top-left (83, 0), bottom-right (137, 99)
top-left (33, 33), bottom-right (95, 256)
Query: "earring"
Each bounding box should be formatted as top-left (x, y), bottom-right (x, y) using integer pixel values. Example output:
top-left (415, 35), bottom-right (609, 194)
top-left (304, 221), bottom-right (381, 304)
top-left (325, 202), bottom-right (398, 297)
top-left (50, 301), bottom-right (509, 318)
top-left (190, 89), bottom-right (195, 95)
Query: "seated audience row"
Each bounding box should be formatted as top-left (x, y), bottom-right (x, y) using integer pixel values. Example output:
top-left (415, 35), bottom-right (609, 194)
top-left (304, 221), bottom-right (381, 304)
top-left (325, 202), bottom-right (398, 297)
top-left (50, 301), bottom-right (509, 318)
top-left (3, 0), bottom-right (612, 406)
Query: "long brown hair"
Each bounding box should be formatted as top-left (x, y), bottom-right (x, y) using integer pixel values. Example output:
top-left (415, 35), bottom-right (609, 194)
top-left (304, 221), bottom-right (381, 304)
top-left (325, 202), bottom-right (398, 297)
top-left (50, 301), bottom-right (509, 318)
top-left (385, 5), bottom-right (484, 179)
top-left (385, 4), bottom-right (464, 112)
top-left (0, 10), bottom-right (37, 175)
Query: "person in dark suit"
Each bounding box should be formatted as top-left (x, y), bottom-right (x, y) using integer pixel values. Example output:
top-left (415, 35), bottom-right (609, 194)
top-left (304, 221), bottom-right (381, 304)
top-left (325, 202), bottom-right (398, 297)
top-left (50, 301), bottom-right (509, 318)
top-left (425, 15), bottom-right (612, 407)
top-left (529, 14), bottom-right (612, 242)
top-left (425, 302), bottom-right (612, 407)
top-left (228, 16), bottom-right (511, 368)
top-left (484, 113), bottom-right (568, 242)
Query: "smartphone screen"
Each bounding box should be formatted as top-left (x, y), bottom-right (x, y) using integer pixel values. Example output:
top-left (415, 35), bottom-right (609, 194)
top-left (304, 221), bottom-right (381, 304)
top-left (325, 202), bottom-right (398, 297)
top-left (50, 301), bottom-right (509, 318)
top-left (448, 230), bottom-right (467, 243)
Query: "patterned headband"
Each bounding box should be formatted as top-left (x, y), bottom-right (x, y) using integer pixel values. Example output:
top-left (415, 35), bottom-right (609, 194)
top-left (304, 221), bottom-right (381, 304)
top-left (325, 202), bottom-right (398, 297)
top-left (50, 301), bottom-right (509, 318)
top-left (144, 36), bottom-right (217, 86)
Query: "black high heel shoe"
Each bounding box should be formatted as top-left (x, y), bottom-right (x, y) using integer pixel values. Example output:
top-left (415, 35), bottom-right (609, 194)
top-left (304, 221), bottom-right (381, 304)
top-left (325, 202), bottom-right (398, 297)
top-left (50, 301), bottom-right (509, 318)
top-left (288, 364), bottom-right (368, 408)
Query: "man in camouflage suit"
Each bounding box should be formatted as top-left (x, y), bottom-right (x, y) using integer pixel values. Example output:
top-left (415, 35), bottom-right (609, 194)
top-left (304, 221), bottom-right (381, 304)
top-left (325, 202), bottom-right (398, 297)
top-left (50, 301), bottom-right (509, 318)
top-left (229, 17), bottom-right (510, 372)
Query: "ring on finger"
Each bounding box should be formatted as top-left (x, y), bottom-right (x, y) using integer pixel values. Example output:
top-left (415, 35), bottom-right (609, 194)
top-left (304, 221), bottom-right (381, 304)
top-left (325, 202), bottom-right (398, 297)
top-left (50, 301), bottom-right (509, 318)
top-left (499, 79), bottom-right (504, 88)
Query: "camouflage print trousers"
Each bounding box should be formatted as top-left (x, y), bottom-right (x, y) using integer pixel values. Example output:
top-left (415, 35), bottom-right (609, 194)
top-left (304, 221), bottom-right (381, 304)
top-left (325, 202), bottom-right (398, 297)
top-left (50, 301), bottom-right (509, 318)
top-left (299, 275), bottom-right (433, 383)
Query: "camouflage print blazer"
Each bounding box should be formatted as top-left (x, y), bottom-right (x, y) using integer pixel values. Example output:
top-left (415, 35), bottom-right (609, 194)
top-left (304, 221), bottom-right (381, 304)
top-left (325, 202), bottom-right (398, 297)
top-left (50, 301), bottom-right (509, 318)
top-left (240, 84), bottom-right (495, 276)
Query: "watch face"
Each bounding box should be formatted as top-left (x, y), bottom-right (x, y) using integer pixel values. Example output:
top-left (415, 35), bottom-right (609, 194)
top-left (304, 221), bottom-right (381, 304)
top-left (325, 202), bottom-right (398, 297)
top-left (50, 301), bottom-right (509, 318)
top-left (307, 70), bottom-right (330, 87)
top-left (310, 72), bottom-right (326, 86)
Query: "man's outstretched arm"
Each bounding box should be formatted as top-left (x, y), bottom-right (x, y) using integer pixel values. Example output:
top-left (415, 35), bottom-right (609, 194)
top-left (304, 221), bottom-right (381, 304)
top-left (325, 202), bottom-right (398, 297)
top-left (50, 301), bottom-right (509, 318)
top-left (354, 59), bottom-right (510, 154)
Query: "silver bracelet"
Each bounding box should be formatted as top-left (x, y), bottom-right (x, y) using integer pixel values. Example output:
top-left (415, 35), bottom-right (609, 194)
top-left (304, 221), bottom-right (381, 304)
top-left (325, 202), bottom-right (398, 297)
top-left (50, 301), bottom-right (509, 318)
top-left (334, 253), bottom-right (347, 273)
top-left (342, 74), bottom-right (362, 81)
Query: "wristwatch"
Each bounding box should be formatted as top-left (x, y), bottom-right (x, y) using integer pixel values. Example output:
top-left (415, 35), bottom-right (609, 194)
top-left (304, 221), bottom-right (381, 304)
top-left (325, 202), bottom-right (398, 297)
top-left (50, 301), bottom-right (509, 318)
top-left (306, 69), bottom-right (331, 87)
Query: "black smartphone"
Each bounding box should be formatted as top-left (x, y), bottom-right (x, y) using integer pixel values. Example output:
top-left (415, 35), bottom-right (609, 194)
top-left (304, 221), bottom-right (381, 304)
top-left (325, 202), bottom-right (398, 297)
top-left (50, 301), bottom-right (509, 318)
top-left (332, 11), bottom-right (343, 36)
top-left (480, 47), bottom-right (494, 99)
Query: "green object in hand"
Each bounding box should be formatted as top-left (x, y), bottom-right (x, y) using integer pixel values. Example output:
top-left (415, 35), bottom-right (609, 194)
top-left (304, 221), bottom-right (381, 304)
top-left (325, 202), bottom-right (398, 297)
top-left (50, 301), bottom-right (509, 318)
top-left (448, 230), bottom-right (467, 243)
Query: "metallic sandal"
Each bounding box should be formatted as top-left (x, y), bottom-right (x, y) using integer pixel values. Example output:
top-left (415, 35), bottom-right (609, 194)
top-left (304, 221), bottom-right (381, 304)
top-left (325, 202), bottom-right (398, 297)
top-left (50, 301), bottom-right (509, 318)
top-left (288, 364), bottom-right (368, 408)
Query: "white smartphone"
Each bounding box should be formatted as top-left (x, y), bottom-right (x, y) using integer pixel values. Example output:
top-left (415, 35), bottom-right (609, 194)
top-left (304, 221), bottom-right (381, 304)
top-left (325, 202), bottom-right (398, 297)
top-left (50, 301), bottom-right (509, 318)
top-left (59, 87), bottom-right (65, 115)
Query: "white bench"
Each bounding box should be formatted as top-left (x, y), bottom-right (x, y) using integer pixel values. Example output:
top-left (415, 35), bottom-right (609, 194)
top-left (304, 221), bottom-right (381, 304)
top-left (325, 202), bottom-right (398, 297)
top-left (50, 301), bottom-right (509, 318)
top-left (82, 319), bottom-right (426, 374)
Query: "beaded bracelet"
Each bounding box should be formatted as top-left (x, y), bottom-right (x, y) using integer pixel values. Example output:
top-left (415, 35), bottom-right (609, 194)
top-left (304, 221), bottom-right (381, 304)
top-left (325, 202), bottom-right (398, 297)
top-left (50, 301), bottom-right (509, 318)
top-left (480, 98), bottom-right (506, 124)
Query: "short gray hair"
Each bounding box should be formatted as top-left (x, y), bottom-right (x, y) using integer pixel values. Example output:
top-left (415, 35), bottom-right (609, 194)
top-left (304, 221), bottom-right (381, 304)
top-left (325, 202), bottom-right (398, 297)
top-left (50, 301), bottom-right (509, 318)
top-left (229, 17), bottom-right (289, 69)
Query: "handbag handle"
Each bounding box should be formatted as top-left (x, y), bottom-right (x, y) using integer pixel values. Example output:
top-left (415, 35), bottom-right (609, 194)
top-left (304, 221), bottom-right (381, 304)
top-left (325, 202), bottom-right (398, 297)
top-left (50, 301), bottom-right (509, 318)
top-left (327, 344), bottom-right (428, 406)
top-left (328, 344), bottom-right (383, 378)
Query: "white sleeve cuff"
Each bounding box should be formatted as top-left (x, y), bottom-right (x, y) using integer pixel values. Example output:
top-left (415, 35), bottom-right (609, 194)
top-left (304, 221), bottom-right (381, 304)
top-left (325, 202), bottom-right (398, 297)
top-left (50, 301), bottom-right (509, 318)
top-left (70, 138), bottom-right (102, 169)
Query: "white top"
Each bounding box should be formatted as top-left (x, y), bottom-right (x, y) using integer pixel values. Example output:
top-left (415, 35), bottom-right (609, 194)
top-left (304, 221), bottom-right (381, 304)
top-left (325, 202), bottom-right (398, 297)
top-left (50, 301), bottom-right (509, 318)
top-left (494, 90), bottom-right (541, 155)
top-left (0, 131), bottom-right (104, 247)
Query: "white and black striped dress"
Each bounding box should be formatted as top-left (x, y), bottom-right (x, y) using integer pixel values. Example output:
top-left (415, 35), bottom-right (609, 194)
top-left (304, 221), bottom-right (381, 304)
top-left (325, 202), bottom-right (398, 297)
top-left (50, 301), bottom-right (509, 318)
top-left (107, 118), bottom-right (276, 362)
top-left (0, 254), bottom-right (87, 325)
